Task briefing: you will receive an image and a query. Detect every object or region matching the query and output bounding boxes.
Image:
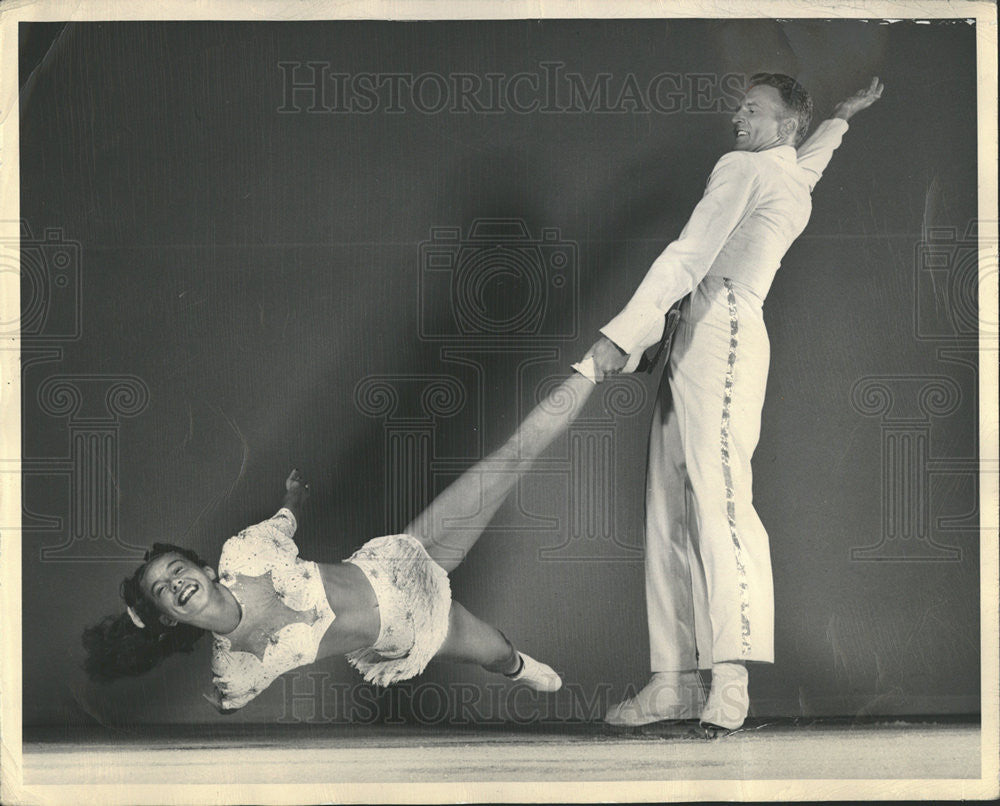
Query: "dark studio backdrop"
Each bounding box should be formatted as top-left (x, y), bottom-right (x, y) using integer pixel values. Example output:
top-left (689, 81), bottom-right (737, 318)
top-left (18, 18), bottom-right (981, 731)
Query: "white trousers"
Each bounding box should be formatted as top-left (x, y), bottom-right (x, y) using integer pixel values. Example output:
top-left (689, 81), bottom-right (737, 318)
top-left (645, 276), bottom-right (774, 670)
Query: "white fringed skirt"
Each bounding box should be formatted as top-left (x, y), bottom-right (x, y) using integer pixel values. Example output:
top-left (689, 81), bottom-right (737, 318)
top-left (344, 534), bottom-right (452, 686)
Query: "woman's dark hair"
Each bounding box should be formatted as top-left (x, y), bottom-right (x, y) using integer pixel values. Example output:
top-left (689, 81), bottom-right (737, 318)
top-left (749, 72), bottom-right (814, 146)
top-left (82, 543), bottom-right (212, 683)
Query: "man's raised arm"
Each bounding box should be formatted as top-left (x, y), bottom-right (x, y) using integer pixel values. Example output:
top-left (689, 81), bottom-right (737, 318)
top-left (797, 77), bottom-right (885, 190)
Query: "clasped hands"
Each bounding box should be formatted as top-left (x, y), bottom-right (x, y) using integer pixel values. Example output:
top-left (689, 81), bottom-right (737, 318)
top-left (581, 335), bottom-right (629, 382)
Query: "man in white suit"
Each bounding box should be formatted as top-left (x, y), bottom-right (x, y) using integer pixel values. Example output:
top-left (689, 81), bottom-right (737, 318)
top-left (586, 75), bottom-right (884, 730)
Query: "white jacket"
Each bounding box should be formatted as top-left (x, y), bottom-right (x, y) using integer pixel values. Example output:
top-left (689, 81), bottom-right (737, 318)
top-left (600, 118), bottom-right (850, 359)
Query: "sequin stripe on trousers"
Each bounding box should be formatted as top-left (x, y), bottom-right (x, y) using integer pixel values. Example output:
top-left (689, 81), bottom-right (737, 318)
top-left (720, 278), bottom-right (752, 655)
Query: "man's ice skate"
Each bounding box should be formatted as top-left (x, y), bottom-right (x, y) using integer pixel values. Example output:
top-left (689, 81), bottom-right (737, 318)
top-left (604, 671), bottom-right (707, 727)
top-left (699, 662), bottom-right (749, 733)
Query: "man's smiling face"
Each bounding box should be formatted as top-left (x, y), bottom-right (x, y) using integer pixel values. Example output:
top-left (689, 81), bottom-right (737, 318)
top-left (731, 84), bottom-right (793, 151)
top-left (140, 552), bottom-right (218, 625)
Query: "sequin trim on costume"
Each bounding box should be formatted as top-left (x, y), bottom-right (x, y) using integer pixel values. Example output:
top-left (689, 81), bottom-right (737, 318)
top-left (721, 279), bottom-right (752, 655)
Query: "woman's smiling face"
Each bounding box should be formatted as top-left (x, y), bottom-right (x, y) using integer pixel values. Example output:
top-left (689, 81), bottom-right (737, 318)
top-left (140, 552), bottom-right (218, 624)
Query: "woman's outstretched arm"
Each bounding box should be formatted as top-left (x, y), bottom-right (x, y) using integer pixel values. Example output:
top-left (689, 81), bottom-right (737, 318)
top-left (405, 371), bottom-right (597, 573)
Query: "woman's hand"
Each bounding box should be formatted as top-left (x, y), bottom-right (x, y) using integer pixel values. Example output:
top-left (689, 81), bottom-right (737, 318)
top-left (282, 468), bottom-right (310, 522)
top-left (202, 690), bottom-right (238, 715)
top-left (285, 468), bottom-right (310, 498)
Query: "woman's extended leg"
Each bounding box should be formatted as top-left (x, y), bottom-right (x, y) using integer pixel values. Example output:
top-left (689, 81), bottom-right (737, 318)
top-left (433, 601), bottom-right (517, 670)
top-left (433, 600), bottom-right (562, 691)
top-left (405, 372), bottom-right (596, 573)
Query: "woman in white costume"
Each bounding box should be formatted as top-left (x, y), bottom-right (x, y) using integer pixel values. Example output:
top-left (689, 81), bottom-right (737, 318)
top-left (84, 371), bottom-right (596, 711)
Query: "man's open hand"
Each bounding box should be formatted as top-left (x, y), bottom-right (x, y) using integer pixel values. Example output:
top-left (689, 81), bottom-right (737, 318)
top-left (834, 77), bottom-right (885, 121)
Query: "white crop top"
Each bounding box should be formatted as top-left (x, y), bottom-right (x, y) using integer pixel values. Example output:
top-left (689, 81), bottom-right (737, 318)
top-left (209, 508), bottom-right (336, 710)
